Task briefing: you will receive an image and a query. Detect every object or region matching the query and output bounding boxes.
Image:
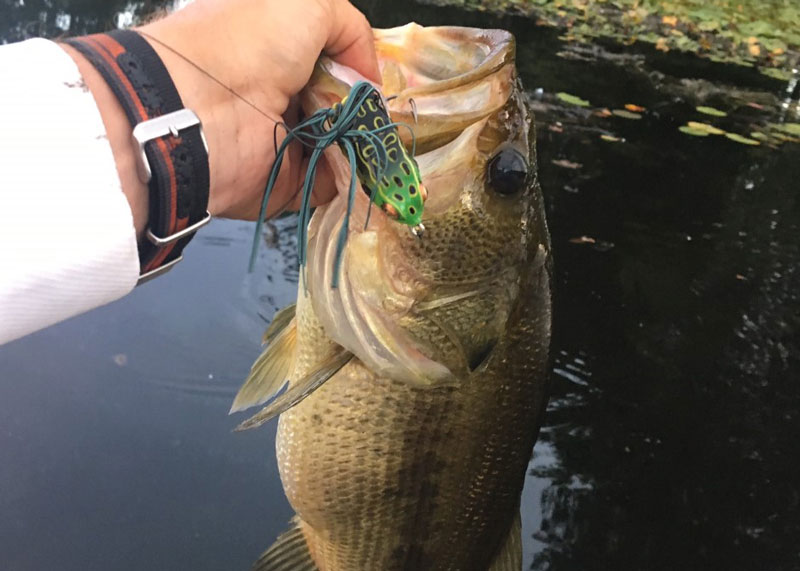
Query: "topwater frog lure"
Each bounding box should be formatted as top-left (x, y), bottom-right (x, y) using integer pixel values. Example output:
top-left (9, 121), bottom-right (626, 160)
top-left (248, 82), bottom-right (427, 288)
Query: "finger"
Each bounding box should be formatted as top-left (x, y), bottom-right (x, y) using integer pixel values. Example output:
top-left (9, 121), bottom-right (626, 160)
top-left (324, 0), bottom-right (381, 84)
top-left (286, 155), bottom-right (338, 212)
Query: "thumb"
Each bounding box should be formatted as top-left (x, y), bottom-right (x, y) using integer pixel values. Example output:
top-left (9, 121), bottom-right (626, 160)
top-left (324, 0), bottom-right (381, 83)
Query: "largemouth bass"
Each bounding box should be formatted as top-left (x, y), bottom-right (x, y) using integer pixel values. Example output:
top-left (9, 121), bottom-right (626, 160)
top-left (233, 23), bottom-right (552, 571)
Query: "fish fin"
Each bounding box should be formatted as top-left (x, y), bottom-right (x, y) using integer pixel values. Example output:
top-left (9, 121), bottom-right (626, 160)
top-left (263, 304), bottom-right (297, 344)
top-left (487, 512), bottom-right (522, 571)
top-left (252, 517), bottom-right (318, 571)
top-left (235, 348), bottom-right (353, 432)
top-left (229, 319), bottom-right (297, 414)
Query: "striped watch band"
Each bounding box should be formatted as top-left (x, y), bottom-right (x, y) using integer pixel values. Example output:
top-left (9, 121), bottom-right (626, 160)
top-left (65, 29), bottom-right (210, 284)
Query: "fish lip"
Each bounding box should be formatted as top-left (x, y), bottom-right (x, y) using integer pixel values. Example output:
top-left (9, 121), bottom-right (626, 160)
top-left (374, 24), bottom-right (515, 94)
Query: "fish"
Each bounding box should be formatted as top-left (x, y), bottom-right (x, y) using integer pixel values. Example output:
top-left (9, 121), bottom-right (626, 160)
top-left (232, 23), bottom-right (552, 571)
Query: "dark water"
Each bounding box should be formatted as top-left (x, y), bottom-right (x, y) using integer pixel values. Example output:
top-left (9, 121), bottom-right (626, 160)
top-left (1, 1), bottom-right (799, 570)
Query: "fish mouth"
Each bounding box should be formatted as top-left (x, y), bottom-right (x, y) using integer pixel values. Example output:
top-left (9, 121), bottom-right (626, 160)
top-left (303, 24), bottom-right (518, 386)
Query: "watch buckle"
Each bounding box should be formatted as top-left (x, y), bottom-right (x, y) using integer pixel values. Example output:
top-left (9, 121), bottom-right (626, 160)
top-left (131, 108), bottom-right (209, 183)
top-left (146, 211), bottom-right (212, 246)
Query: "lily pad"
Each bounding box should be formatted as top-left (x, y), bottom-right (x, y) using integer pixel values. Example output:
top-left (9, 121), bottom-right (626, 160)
top-left (612, 109), bottom-right (642, 120)
top-left (687, 121), bottom-right (725, 135)
top-left (557, 92), bottom-right (591, 107)
top-left (679, 126), bottom-right (710, 137)
top-left (696, 106), bottom-right (728, 117)
top-left (773, 123), bottom-right (800, 136)
top-left (761, 68), bottom-right (793, 81)
top-left (724, 133), bottom-right (761, 146)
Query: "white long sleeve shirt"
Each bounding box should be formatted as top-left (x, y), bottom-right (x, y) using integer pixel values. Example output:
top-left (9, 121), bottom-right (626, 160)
top-left (0, 39), bottom-right (140, 345)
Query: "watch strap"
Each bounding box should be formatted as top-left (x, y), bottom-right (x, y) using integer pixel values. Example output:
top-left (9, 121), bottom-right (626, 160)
top-left (65, 29), bottom-right (210, 282)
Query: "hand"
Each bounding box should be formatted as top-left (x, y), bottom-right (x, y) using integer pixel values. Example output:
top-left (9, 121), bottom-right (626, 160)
top-left (140, 0), bottom-right (380, 221)
top-left (62, 0), bottom-right (379, 237)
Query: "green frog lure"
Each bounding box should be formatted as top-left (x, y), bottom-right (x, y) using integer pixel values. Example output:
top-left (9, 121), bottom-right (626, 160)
top-left (248, 81), bottom-right (427, 288)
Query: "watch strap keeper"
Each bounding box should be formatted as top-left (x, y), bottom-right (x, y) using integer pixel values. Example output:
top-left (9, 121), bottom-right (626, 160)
top-left (65, 29), bottom-right (210, 285)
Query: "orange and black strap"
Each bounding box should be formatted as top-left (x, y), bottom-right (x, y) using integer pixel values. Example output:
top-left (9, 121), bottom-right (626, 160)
top-left (65, 29), bottom-right (210, 280)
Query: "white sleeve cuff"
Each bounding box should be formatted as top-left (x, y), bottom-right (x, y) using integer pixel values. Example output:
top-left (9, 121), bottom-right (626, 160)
top-left (0, 38), bottom-right (140, 345)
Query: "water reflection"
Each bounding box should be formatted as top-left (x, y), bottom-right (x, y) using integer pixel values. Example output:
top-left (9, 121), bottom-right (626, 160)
top-left (1, 0), bottom-right (799, 570)
top-left (527, 39), bottom-right (800, 569)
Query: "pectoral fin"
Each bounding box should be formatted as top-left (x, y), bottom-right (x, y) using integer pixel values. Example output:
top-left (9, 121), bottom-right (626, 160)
top-left (263, 304), bottom-right (296, 344)
top-left (235, 347), bottom-right (353, 432)
top-left (252, 517), bottom-right (317, 571)
top-left (230, 308), bottom-right (297, 414)
top-left (487, 512), bottom-right (522, 571)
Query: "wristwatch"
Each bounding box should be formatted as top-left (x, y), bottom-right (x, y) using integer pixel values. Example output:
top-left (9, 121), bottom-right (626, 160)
top-left (65, 29), bottom-right (211, 285)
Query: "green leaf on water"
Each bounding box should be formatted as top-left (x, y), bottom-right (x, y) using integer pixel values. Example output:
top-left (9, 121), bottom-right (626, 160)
top-left (696, 106), bottom-right (728, 117)
top-left (750, 132), bottom-right (770, 141)
top-left (679, 126), bottom-right (710, 137)
top-left (773, 122), bottom-right (800, 136)
top-left (687, 121), bottom-right (725, 135)
top-left (761, 68), bottom-right (793, 81)
top-left (725, 133), bottom-right (761, 146)
top-left (612, 109), bottom-right (642, 120)
top-left (557, 92), bottom-right (591, 107)
top-left (697, 20), bottom-right (720, 32)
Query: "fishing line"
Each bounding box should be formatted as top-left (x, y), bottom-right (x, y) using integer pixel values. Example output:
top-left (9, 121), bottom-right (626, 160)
top-left (137, 30), bottom-right (274, 120)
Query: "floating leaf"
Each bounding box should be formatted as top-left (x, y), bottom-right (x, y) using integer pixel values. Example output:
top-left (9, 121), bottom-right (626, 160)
top-left (612, 109), bottom-right (642, 120)
top-left (679, 126), bottom-right (710, 137)
top-left (625, 103), bottom-right (646, 112)
top-left (772, 122), bottom-right (800, 136)
top-left (761, 68), bottom-right (792, 81)
top-left (697, 20), bottom-right (720, 32)
top-left (725, 133), bottom-right (761, 146)
top-left (687, 121), bottom-right (725, 135)
top-left (600, 134), bottom-right (624, 142)
top-left (750, 132), bottom-right (769, 141)
top-left (557, 92), bottom-right (591, 107)
top-left (552, 159), bottom-right (583, 169)
top-left (696, 106), bottom-right (728, 117)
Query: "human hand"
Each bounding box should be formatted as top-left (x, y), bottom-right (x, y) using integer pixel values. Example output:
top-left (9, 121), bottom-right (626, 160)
top-left (139, 0), bottom-right (380, 221)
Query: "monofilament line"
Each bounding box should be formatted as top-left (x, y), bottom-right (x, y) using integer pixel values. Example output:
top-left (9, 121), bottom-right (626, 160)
top-left (137, 30), bottom-right (273, 120)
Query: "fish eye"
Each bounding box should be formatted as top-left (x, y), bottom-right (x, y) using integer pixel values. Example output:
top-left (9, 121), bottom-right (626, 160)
top-left (487, 148), bottom-right (528, 196)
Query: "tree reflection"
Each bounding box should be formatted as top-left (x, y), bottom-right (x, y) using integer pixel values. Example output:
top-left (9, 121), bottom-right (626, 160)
top-left (0, 0), bottom-right (170, 42)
